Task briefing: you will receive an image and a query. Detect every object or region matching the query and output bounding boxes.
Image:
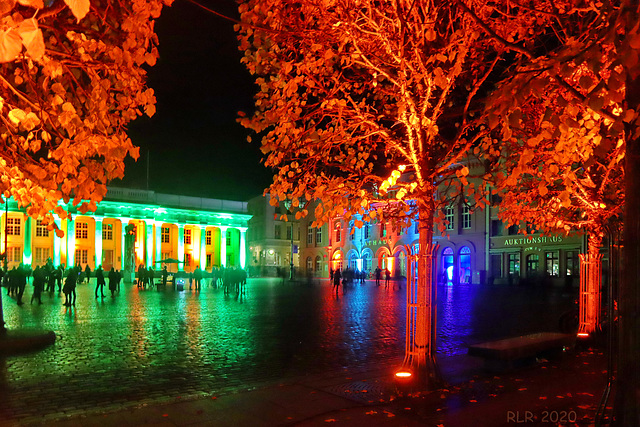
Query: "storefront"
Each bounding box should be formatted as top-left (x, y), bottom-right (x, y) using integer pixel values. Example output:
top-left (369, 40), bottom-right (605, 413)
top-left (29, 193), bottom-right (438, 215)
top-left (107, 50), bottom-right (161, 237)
top-left (489, 233), bottom-right (584, 286)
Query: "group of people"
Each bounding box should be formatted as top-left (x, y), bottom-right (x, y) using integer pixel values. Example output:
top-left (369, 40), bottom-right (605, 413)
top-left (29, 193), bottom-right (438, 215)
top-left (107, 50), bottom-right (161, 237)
top-left (0, 259), bottom-right (124, 307)
top-left (329, 266), bottom-right (396, 292)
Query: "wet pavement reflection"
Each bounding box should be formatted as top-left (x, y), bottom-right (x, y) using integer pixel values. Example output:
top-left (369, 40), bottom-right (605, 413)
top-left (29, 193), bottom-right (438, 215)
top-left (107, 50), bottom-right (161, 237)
top-left (0, 278), bottom-right (576, 421)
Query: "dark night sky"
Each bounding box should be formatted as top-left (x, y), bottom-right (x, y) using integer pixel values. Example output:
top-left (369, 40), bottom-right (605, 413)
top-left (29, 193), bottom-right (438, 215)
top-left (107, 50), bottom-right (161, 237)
top-left (115, 0), bottom-right (272, 201)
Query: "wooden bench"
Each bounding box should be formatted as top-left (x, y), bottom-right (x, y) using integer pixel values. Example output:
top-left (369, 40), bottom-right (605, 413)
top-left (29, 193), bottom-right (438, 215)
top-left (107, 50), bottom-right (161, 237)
top-left (468, 332), bottom-right (575, 370)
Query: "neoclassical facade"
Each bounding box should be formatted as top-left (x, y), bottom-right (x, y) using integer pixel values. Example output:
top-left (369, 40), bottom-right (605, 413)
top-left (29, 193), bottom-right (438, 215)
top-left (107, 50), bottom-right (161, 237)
top-left (0, 187), bottom-right (251, 274)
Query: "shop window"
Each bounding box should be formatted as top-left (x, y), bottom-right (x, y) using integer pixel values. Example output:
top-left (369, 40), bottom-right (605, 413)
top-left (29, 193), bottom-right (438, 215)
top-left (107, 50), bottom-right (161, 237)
top-left (526, 254), bottom-right (539, 276)
top-left (442, 247), bottom-right (454, 284)
top-left (508, 253), bottom-right (520, 276)
top-left (459, 246), bottom-right (471, 283)
top-left (566, 251), bottom-right (579, 276)
top-left (545, 251), bottom-right (559, 276)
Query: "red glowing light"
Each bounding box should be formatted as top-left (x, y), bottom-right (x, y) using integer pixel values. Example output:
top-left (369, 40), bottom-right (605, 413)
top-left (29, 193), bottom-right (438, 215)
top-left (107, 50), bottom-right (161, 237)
top-left (395, 371), bottom-right (412, 378)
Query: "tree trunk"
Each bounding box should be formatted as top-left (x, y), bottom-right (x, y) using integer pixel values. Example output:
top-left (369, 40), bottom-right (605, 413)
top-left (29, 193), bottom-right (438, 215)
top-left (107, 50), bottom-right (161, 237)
top-left (402, 197), bottom-right (442, 389)
top-left (615, 66), bottom-right (640, 425)
top-left (578, 234), bottom-right (603, 336)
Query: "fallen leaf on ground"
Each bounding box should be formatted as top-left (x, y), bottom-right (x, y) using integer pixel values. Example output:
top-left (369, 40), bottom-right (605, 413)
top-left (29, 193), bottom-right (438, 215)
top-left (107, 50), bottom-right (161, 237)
top-left (469, 399), bottom-right (477, 403)
top-left (518, 388), bottom-right (527, 391)
top-left (539, 396), bottom-right (547, 400)
top-left (325, 419), bottom-right (336, 423)
top-left (365, 411), bottom-right (378, 415)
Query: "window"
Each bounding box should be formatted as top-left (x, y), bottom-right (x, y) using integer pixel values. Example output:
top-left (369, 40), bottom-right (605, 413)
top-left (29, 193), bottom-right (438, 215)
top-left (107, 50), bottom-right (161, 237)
top-left (316, 227), bottom-right (322, 244)
top-left (161, 251), bottom-right (171, 261)
top-left (363, 251), bottom-right (372, 271)
top-left (206, 230), bottom-right (212, 245)
top-left (286, 224), bottom-right (292, 240)
top-left (185, 253), bottom-right (192, 267)
top-left (508, 224), bottom-right (518, 235)
top-left (526, 254), bottom-right (539, 276)
top-left (102, 223), bottom-right (113, 240)
top-left (184, 228), bottom-right (192, 245)
top-left (461, 205), bottom-right (471, 229)
top-left (508, 253), bottom-right (520, 276)
top-left (307, 227), bottom-right (314, 244)
top-left (75, 249), bottom-right (88, 265)
top-left (491, 220), bottom-right (503, 237)
top-left (545, 251), bottom-right (559, 276)
top-left (35, 247), bottom-right (50, 264)
top-left (226, 230), bottom-right (232, 245)
top-left (306, 256), bottom-right (313, 272)
top-left (8, 246), bottom-right (21, 263)
top-left (445, 206), bottom-right (455, 230)
top-left (36, 219), bottom-right (49, 237)
top-left (566, 251), bottom-right (579, 276)
top-left (335, 223), bottom-right (341, 242)
top-left (75, 222), bottom-right (88, 239)
top-left (315, 255), bottom-right (322, 272)
top-left (380, 222), bottom-right (387, 237)
top-left (161, 227), bottom-right (170, 243)
top-left (206, 253), bottom-right (212, 268)
top-left (7, 217), bottom-right (21, 235)
top-left (364, 223), bottom-right (370, 239)
top-left (414, 220), bottom-right (419, 234)
top-left (274, 225), bottom-right (281, 239)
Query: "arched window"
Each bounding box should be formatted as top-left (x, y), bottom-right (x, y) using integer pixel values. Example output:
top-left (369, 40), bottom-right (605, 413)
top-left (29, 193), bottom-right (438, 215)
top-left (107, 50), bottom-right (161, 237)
top-left (335, 222), bottom-right (341, 242)
top-left (363, 251), bottom-right (372, 272)
top-left (442, 247), bottom-right (454, 284)
top-left (315, 255), bottom-right (322, 272)
top-left (348, 253), bottom-right (358, 270)
top-left (459, 246), bottom-right (471, 284)
top-left (397, 252), bottom-right (407, 277)
top-left (306, 256), bottom-right (313, 272)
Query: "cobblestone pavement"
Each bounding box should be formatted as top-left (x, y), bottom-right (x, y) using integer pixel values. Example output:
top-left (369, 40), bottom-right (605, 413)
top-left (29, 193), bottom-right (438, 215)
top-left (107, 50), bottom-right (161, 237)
top-left (0, 278), bottom-right (577, 424)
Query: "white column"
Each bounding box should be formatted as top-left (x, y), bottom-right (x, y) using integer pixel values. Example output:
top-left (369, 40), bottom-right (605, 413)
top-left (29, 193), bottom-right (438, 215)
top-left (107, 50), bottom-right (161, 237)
top-left (53, 216), bottom-right (61, 267)
top-left (23, 217), bottom-right (32, 265)
top-left (237, 227), bottom-right (247, 269)
top-left (95, 217), bottom-right (103, 268)
top-left (178, 224), bottom-right (185, 267)
top-left (200, 226), bottom-right (207, 269)
top-left (67, 216), bottom-right (75, 267)
top-left (219, 226), bottom-right (228, 267)
top-left (155, 221), bottom-right (162, 263)
top-left (120, 218), bottom-right (130, 270)
top-left (145, 220), bottom-right (154, 269)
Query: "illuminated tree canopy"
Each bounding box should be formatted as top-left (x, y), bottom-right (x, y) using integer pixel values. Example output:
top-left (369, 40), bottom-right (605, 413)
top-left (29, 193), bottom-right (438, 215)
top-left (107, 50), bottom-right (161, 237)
top-left (0, 0), bottom-right (172, 230)
top-left (475, 0), bottom-right (632, 252)
top-left (236, 0), bottom-right (504, 230)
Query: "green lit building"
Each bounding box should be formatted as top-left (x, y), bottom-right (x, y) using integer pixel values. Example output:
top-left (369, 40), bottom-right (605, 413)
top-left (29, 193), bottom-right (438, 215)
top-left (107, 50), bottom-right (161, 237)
top-left (0, 187), bottom-right (251, 274)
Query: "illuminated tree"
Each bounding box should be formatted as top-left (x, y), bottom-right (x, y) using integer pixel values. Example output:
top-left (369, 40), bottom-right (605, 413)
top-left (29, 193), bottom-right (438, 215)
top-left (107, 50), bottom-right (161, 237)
top-left (237, 0), bottom-right (502, 387)
top-left (466, 0), bottom-right (639, 421)
top-left (0, 0), bottom-right (172, 231)
top-left (486, 68), bottom-right (624, 336)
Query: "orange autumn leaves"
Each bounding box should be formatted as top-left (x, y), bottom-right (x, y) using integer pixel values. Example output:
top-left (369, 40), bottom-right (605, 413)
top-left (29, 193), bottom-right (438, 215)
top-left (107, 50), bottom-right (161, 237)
top-left (0, 0), bottom-right (172, 230)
